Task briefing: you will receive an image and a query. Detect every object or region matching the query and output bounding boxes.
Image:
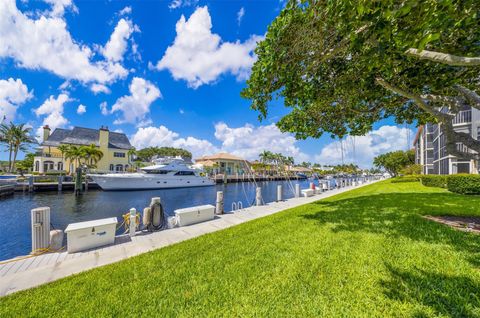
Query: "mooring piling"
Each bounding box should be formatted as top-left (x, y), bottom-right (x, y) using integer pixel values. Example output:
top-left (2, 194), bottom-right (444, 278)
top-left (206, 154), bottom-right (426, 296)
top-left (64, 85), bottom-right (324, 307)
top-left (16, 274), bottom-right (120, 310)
top-left (295, 183), bottom-right (300, 198)
top-left (256, 187), bottom-right (262, 206)
top-left (216, 191), bottom-right (224, 215)
top-left (277, 184), bottom-right (283, 202)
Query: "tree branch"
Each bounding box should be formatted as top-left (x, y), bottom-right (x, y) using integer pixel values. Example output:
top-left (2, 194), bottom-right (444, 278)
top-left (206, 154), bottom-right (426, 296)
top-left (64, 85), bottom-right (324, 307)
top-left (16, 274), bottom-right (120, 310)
top-left (375, 78), bottom-right (452, 120)
top-left (376, 78), bottom-right (480, 160)
top-left (443, 124), bottom-right (479, 160)
top-left (420, 94), bottom-right (464, 112)
top-left (405, 48), bottom-right (480, 66)
top-left (453, 85), bottom-right (480, 111)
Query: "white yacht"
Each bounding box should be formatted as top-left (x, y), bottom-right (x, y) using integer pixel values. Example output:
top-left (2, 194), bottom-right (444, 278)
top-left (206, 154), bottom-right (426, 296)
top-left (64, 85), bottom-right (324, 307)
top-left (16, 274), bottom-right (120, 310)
top-left (89, 158), bottom-right (215, 190)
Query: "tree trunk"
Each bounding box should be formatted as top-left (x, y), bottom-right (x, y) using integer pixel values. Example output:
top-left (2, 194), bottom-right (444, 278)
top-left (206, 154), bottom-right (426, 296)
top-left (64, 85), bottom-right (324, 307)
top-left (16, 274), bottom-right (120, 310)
top-left (12, 146), bottom-right (18, 173)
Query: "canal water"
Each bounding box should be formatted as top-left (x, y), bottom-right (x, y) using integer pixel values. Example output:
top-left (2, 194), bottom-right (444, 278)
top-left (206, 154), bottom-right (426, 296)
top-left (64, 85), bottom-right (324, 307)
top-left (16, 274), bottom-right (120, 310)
top-left (0, 179), bottom-right (317, 261)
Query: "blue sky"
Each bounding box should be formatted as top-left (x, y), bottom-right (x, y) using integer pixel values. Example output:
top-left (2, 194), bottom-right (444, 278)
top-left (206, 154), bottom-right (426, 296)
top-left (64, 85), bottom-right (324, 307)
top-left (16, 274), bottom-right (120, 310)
top-left (0, 0), bottom-right (416, 167)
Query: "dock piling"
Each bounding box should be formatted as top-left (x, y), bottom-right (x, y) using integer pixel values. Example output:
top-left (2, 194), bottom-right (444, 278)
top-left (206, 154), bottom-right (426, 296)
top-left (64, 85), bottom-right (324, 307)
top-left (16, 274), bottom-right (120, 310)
top-left (295, 184), bottom-right (300, 198)
top-left (58, 175), bottom-right (63, 192)
top-left (216, 191), bottom-right (224, 215)
top-left (129, 208), bottom-right (137, 237)
top-left (256, 187), bottom-right (262, 206)
top-left (28, 176), bottom-right (34, 193)
top-left (277, 185), bottom-right (283, 202)
top-left (74, 168), bottom-right (82, 196)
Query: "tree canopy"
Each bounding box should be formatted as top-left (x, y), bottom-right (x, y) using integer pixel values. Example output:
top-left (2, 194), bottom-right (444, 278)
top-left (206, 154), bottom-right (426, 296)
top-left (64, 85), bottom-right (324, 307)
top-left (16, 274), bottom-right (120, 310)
top-left (373, 150), bottom-right (415, 177)
top-left (135, 147), bottom-right (192, 162)
top-left (242, 0), bottom-right (480, 159)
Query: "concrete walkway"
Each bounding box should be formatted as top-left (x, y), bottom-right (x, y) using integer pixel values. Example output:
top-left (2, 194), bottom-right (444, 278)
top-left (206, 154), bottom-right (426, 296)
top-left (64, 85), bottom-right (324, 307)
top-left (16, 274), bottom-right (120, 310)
top-left (0, 180), bottom-right (379, 297)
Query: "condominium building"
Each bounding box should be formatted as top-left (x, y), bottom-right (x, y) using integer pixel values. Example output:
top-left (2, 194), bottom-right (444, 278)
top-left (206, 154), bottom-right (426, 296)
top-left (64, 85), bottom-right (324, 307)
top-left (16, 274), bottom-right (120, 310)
top-left (413, 107), bottom-right (480, 175)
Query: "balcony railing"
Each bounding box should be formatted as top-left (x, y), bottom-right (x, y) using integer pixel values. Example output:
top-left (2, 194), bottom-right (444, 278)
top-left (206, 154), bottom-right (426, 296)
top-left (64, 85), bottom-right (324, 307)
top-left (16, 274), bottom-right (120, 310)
top-left (34, 152), bottom-right (63, 158)
top-left (452, 110), bottom-right (472, 125)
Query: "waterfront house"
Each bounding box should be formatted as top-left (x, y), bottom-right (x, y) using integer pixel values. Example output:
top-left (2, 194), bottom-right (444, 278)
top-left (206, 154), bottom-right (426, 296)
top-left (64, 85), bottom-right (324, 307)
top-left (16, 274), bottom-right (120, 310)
top-left (34, 125), bottom-right (133, 174)
top-left (413, 106), bottom-right (480, 175)
top-left (195, 153), bottom-right (250, 175)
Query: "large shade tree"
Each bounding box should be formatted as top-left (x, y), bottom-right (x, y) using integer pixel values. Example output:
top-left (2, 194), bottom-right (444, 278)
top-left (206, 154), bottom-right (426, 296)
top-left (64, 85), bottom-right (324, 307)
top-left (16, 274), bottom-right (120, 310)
top-left (242, 0), bottom-right (480, 160)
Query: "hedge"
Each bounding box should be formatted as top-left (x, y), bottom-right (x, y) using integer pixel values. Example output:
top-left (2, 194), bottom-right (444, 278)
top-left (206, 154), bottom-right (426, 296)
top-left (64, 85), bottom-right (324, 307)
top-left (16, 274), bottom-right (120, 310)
top-left (447, 174), bottom-right (480, 195)
top-left (391, 176), bottom-right (420, 183)
top-left (420, 175), bottom-right (448, 188)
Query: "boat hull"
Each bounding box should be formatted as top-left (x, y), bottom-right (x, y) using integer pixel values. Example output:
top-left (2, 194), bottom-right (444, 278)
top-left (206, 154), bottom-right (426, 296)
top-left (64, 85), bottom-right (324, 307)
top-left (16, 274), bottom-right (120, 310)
top-left (89, 174), bottom-right (215, 191)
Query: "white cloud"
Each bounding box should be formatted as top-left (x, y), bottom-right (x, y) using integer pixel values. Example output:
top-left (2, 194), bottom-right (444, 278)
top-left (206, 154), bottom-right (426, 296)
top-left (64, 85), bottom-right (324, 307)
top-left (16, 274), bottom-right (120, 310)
top-left (102, 18), bottom-right (138, 62)
top-left (118, 6), bottom-right (132, 16)
top-left (34, 94), bottom-right (70, 140)
top-left (43, 0), bottom-right (78, 17)
top-left (131, 125), bottom-right (218, 158)
top-left (111, 77), bottom-right (161, 125)
top-left (315, 125), bottom-right (415, 168)
top-left (155, 6), bottom-right (262, 88)
top-left (168, 0), bottom-right (198, 9)
top-left (214, 122), bottom-right (309, 162)
top-left (99, 101), bottom-right (109, 115)
top-left (0, 0), bottom-right (128, 86)
top-left (90, 83), bottom-right (111, 94)
top-left (76, 104), bottom-right (86, 114)
top-left (0, 78), bottom-right (33, 121)
top-left (179, 108), bottom-right (185, 114)
top-left (237, 7), bottom-right (245, 25)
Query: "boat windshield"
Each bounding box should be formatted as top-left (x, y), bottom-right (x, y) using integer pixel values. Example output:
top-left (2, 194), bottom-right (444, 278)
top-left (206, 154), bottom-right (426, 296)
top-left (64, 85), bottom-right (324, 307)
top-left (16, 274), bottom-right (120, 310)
top-left (143, 170), bottom-right (170, 174)
top-left (174, 171), bottom-right (196, 176)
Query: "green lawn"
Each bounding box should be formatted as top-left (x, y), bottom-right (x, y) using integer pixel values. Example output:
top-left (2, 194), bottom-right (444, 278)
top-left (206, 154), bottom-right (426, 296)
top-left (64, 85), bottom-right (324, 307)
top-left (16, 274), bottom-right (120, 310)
top-left (1, 180), bottom-right (480, 317)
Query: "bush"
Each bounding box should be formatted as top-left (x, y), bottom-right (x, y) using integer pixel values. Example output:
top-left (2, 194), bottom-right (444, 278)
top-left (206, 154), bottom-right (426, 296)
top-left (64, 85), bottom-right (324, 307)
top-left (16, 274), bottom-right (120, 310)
top-left (399, 164), bottom-right (422, 176)
top-left (391, 176), bottom-right (420, 183)
top-left (420, 175), bottom-right (447, 188)
top-left (447, 174), bottom-right (480, 195)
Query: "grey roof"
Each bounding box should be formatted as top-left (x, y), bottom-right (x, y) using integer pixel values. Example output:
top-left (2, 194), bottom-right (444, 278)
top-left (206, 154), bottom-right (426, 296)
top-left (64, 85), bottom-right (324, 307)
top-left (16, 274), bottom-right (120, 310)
top-left (42, 127), bottom-right (132, 150)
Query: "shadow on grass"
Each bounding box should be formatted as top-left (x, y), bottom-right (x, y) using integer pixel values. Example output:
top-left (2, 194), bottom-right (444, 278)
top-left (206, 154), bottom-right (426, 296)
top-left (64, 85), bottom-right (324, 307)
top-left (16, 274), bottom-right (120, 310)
top-left (381, 263), bottom-right (480, 317)
top-left (301, 192), bottom-right (480, 316)
top-left (302, 192), bottom-right (480, 263)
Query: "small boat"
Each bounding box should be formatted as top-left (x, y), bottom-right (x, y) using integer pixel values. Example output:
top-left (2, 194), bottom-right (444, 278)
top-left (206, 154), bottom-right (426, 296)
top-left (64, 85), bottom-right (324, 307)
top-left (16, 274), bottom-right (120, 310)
top-left (89, 158), bottom-right (215, 191)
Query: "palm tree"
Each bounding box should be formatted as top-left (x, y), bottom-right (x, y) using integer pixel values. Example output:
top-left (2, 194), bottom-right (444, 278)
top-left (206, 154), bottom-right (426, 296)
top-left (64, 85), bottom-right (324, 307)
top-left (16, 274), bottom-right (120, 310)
top-left (64, 145), bottom-right (84, 170)
top-left (0, 122), bottom-right (15, 172)
top-left (82, 144), bottom-right (103, 168)
top-left (57, 144), bottom-right (69, 172)
top-left (0, 122), bottom-right (36, 172)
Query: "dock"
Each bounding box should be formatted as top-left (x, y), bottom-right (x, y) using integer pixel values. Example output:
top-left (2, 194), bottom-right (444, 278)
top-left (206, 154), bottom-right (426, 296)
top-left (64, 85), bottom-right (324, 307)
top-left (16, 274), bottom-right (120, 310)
top-left (0, 184), bottom-right (15, 198)
top-left (213, 174), bottom-right (306, 183)
top-left (0, 178), bottom-right (380, 297)
top-left (14, 181), bottom-right (100, 192)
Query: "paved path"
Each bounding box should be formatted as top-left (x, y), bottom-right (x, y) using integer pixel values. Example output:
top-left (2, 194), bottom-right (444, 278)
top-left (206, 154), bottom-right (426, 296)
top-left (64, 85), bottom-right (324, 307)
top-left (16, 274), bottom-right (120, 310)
top-left (0, 180), bottom-right (379, 297)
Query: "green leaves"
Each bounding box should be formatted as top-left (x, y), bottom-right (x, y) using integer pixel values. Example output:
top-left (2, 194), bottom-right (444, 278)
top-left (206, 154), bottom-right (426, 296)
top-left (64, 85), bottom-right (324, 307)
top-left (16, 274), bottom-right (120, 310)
top-left (242, 0), bottom-right (480, 144)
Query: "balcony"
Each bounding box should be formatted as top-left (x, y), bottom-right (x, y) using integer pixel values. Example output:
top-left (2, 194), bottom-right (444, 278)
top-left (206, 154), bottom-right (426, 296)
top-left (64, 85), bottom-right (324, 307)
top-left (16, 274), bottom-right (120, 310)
top-left (34, 152), bottom-right (63, 158)
top-left (452, 110), bottom-right (472, 125)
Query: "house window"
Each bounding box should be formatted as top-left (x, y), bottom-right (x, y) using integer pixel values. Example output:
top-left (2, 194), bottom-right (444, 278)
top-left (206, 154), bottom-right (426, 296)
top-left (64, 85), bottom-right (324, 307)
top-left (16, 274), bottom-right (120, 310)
top-left (477, 127), bottom-right (480, 140)
top-left (109, 164), bottom-right (114, 171)
top-left (35, 161), bottom-right (39, 172)
top-left (44, 161), bottom-right (54, 172)
top-left (114, 152), bottom-right (125, 158)
top-left (124, 164), bottom-right (129, 171)
top-left (115, 164), bottom-right (124, 172)
top-left (57, 162), bottom-right (63, 171)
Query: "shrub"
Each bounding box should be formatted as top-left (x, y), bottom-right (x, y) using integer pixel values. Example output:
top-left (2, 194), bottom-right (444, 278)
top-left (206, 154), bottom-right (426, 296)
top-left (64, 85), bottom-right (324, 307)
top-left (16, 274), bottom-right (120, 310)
top-left (399, 164), bottom-right (422, 176)
top-left (447, 174), bottom-right (480, 195)
top-left (420, 175), bottom-right (447, 188)
top-left (391, 176), bottom-right (420, 183)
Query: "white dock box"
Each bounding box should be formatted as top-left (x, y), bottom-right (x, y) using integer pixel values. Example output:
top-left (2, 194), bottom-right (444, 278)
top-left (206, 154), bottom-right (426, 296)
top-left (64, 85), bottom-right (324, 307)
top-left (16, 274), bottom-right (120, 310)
top-left (301, 189), bottom-right (315, 197)
top-left (174, 204), bottom-right (215, 227)
top-left (65, 217), bottom-right (117, 253)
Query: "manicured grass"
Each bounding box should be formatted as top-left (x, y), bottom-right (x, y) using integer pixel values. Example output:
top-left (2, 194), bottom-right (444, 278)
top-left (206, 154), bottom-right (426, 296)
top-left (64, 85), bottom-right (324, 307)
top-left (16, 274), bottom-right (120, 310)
top-left (1, 180), bottom-right (480, 317)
